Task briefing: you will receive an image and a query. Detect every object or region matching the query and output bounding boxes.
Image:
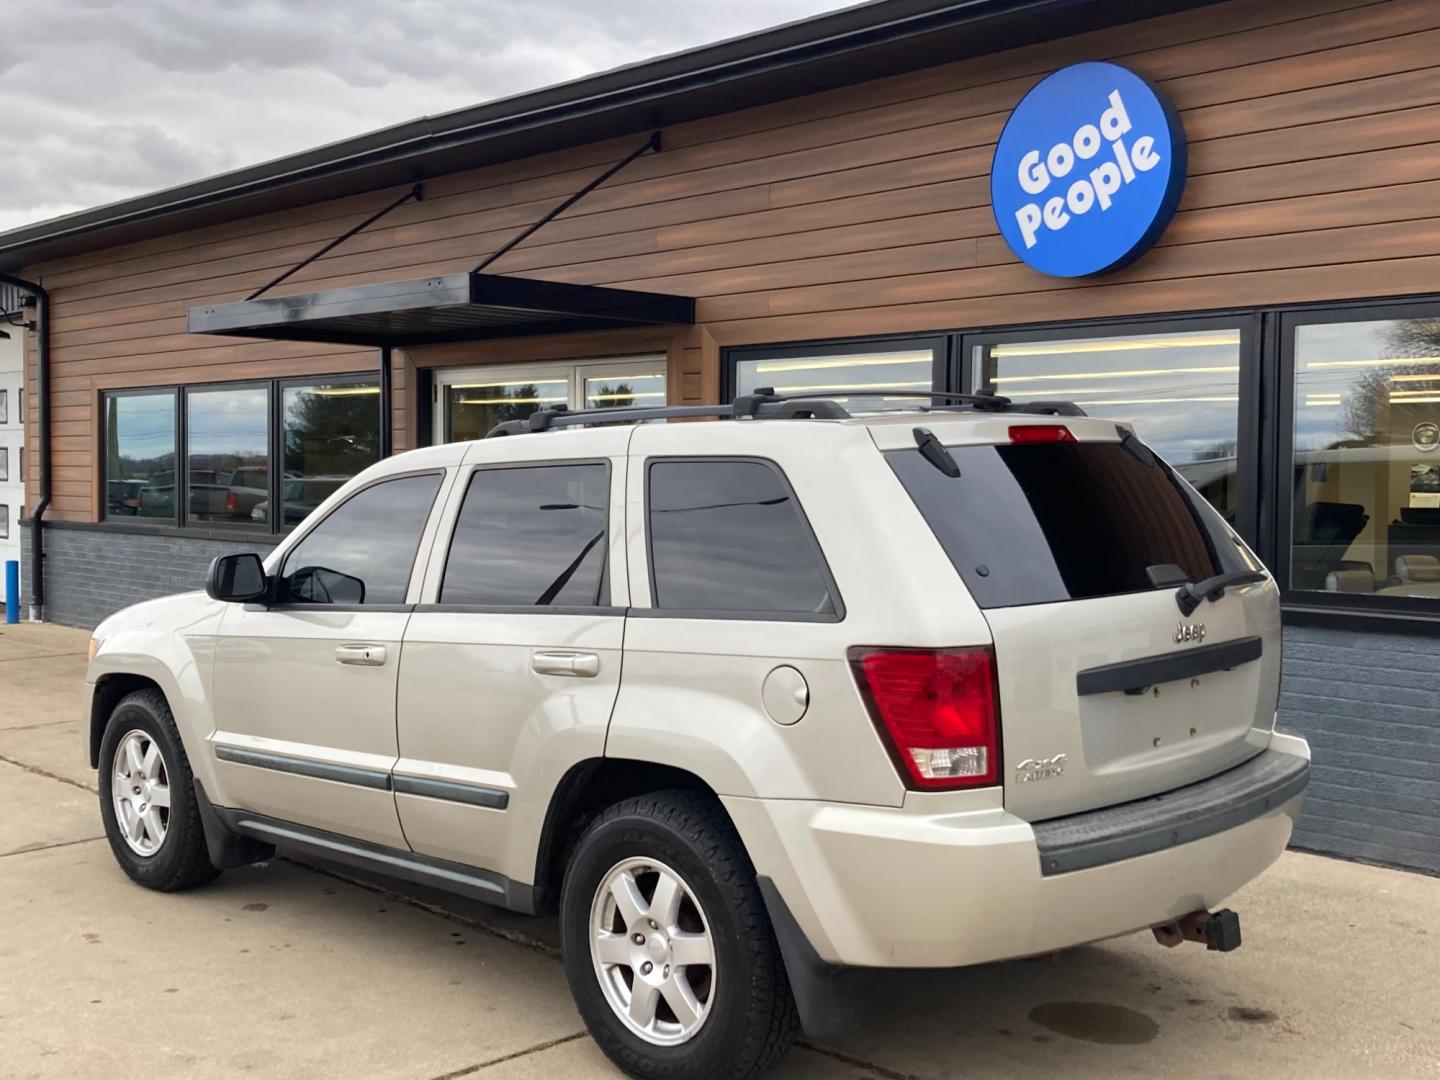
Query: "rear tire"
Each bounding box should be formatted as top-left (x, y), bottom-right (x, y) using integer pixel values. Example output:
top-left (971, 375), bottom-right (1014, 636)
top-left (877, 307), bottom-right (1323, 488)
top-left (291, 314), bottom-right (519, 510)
top-left (97, 688), bottom-right (220, 892)
top-left (560, 789), bottom-right (798, 1080)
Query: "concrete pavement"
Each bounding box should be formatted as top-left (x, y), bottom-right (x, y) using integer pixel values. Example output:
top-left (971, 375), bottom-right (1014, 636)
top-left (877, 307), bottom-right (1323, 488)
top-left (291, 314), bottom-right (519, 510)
top-left (1, 622), bottom-right (1436, 1079)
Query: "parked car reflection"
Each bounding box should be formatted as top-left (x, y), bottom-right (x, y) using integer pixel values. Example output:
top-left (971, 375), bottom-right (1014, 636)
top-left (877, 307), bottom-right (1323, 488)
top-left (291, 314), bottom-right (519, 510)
top-left (250, 476), bottom-right (351, 527)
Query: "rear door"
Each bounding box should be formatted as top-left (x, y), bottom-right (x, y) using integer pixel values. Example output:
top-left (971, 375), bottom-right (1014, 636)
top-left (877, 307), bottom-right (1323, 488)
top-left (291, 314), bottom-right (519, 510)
top-left (394, 430), bottom-right (628, 881)
top-left (885, 421), bottom-right (1280, 821)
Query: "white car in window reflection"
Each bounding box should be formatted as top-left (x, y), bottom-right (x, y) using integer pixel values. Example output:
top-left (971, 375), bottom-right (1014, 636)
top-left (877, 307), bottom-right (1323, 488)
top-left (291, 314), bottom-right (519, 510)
top-left (251, 476), bottom-right (351, 527)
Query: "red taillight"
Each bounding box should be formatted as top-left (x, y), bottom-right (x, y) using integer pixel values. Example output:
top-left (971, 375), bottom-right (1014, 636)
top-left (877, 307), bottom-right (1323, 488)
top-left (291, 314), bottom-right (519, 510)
top-left (1008, 424), bottom-right (1075, 444)
top-left (849, 647), bottom-right (1001, 790)
top-left (225, 491), bottom-right (237, 512)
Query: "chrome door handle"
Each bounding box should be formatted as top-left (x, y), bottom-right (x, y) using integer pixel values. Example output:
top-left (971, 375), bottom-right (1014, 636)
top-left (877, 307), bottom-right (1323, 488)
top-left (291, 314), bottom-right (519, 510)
top-left (531, 650), bottom-right (600, 678)
top-left (335, 643), bottom-right (387, 666)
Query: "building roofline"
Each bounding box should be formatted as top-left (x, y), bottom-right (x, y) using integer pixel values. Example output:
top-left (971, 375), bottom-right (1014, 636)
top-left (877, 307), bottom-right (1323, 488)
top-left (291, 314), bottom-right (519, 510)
top-left (0, 0), bottom-right (1214, 272)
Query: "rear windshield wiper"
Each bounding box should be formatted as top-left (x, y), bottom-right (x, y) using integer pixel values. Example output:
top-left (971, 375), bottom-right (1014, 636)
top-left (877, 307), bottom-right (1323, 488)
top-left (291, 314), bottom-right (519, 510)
top-left (1174, 570), bottom-right (1268, 617)
top-left (913, 427), bottom-right (960, 477)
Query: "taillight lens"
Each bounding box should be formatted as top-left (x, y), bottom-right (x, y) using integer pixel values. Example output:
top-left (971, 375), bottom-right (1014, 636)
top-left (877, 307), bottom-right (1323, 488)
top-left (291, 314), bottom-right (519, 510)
top-left (1009, 424), bottom-right (1075, 443)
top-left (850, 647), bottom-right (1001, 790)
top-left (225, 491), bottom-right (237, 512)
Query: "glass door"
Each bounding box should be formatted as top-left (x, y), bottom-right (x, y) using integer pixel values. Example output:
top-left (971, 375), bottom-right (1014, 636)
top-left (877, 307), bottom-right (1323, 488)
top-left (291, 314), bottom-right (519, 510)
top-left (434, 357), bottom-right (666, 443)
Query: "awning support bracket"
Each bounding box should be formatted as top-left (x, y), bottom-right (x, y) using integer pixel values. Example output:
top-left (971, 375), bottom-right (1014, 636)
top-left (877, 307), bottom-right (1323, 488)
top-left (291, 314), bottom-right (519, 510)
top-left (245, 183), bottom-right (424, 301)
top-left (474, 131), bottom-right (661, 274)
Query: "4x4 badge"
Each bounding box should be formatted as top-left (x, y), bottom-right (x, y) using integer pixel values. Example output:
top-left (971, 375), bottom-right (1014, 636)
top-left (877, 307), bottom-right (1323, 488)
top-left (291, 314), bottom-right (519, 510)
top-left (1174, 622), bottom-right (1206, 644)
top-left (1015, 754), bottom-right (1067, 783)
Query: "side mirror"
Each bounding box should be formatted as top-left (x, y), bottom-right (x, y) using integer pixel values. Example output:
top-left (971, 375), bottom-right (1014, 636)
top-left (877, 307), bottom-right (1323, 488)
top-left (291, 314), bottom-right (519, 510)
top-left (206, 553), bottom-right (270, 603)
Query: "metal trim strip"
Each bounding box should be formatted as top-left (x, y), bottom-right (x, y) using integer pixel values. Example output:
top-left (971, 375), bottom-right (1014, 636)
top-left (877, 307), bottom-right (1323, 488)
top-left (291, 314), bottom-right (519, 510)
top-left (214, 745), bottom-right (392, 791)
top-left (393, 775), bottom-right (510, 810)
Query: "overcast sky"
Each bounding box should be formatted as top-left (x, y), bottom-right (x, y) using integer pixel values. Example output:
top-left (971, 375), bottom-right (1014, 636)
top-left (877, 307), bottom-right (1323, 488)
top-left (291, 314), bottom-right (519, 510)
top-left (0, 0), bottom-right (853, 233)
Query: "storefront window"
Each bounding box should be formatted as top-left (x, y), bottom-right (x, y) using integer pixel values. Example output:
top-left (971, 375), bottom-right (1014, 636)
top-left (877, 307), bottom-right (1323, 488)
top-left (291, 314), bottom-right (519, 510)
top-left (581, 366), bottom-right (666, 412)
top-left (185, 385), bottom-right (269, 527)
top-left (733, 341), bottom-right (941, 411)
top-left (975, 329), bottom-right (1243, 521)
top-left (437, 359), bottom-right (666, 441)
top-left (102, 374), bottom-right (381, 533)
top-left (103, 390), bottom-right (177, 520)
top-left (1291, 317), bottom-right (1440, 601)
top-left (445, 377), bottom-right (568, 442)
top-left (281, 381), bottom-right (381, 528)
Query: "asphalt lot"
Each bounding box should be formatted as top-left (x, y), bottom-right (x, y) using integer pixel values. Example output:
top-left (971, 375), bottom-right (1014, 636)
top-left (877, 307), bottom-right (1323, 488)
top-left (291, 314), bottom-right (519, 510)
top-left (1, 621), bottom-right (1436, 1079)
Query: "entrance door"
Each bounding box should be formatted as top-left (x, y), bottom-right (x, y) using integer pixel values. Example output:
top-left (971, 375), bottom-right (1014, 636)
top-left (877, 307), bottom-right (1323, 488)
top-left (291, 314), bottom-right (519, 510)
top-left (434, 357), bottom-right (666, 443)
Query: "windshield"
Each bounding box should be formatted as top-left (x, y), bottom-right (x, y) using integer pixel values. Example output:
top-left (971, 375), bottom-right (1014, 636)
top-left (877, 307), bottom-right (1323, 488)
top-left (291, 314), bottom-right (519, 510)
top-left (887, 438), bottom-right (1250, 608)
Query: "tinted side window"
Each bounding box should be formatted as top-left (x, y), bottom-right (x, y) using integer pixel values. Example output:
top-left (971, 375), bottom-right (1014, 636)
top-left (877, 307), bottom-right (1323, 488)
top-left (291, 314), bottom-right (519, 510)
top-left (647, 459), bottom-right (837, 616)
top-left (441, 464), bottom-right (610, 607)
top-left (281, 473), bottom-right (441, 605)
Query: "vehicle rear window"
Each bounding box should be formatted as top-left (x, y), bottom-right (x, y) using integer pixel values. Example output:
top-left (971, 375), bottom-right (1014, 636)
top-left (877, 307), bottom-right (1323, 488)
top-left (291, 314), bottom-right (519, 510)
top-left (647, 458), bottom-right (839, 618)
top-left (887, 439), bottom-right (1234, 608)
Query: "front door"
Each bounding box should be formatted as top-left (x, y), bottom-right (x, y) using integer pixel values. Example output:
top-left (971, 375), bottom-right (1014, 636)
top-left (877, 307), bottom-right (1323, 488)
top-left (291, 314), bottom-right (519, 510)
top-left (394, 427), bottom-right (629, 884)
top-left (434, 357), bottom-right (666, 442)
top-left (209, 467), bottom-right (452, 847)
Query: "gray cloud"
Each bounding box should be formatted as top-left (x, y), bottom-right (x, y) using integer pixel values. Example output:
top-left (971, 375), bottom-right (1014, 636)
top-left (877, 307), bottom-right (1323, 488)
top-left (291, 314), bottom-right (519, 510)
top-left (0, 0), bottom-right (851, 232)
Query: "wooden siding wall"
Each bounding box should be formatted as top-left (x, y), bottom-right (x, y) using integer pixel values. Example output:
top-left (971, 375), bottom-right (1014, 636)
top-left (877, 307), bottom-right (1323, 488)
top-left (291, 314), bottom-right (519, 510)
top-left (23, 0), bottom-right (1440, 522)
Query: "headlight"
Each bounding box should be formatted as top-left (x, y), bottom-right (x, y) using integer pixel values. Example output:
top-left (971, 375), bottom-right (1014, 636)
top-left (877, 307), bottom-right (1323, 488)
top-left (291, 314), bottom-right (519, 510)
top-left (88, 637), bottom-right (100, 662)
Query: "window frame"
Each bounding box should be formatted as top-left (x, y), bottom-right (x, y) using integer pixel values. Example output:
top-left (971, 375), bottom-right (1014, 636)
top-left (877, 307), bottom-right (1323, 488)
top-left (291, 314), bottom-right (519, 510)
top-left (724, 335), bottom-right (950, 404)
top-left (722, 300), bottom-right (1440, 629)
top-left (98, 372), bottom-right (380, 538)
top-left (100, 386), bottom-right (181, 527)
top-left (269, 466), bottom-right (447, 612)
top-left (433, 357), bottom-right (666, 443)
top-left (424, 457), bottom-right (619, 614)
top-left (959, 314), bottom-right (1262, 546)
top-left (1276, 297), bottom-right (1440, 621)
top-left (639, 454), bottom-right (846, 623)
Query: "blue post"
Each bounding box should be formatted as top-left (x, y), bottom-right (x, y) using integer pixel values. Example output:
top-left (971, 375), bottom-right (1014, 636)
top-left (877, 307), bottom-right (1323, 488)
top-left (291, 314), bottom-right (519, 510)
top-left (4, 560), bottom-right (17, 624)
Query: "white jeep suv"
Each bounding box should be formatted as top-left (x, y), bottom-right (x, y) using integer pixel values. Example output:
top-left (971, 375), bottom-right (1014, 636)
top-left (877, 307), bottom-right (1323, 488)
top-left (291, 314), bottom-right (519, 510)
top-left (86, 390), bottom-right (1309, 1080)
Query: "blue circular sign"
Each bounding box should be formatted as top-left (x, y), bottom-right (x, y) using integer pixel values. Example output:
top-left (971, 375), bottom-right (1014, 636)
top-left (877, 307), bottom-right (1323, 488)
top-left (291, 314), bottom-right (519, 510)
top-left (991, 62), bottom-right (1187, 278)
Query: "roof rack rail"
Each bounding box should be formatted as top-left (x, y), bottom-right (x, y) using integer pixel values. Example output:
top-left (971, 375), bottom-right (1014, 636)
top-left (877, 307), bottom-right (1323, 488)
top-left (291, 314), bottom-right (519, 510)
top-left (736, 387), bottom-right (1013, 415)
top-left (484, 387), bottom-right (1084, 436)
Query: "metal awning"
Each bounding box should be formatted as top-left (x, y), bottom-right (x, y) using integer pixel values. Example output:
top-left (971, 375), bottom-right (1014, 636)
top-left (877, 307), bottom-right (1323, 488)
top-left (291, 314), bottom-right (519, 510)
top-left (186, 272), bottom-right (694, 347)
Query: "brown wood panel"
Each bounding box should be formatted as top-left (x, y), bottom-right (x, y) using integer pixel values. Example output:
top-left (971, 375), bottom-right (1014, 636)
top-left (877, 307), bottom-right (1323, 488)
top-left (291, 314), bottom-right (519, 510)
top-left (31, 0), bottom-right (1440, 523)
top-left (705, 251), bottom-right (1440, 347)
top-left (38, 2), bottom-right (1408, 300)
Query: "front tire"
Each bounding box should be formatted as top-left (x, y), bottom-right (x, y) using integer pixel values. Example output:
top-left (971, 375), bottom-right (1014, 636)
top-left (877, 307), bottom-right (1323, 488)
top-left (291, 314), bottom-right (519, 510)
top-left (560, 790), bottom-right (798, 1080)
top-left (97, 688), bottom-right (219, 892)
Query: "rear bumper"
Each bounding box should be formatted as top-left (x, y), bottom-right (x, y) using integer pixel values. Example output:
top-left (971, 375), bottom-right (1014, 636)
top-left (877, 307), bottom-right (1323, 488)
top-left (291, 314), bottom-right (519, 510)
top-left (725, 732), bottom-right (1309, 969)
top-left (1033, 744), bottom-right (1309, 875)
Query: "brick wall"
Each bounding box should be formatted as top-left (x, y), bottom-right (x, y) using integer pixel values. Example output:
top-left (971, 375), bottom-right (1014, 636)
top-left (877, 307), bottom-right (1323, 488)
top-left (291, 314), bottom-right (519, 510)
top-left (1280, 625), bottom-right (1440, 876)
top-left (20, 522), bottom-right (276, 629)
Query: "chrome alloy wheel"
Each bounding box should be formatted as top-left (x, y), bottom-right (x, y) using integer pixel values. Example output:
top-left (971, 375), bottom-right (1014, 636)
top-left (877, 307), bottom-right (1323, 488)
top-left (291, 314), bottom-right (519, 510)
top-left (111, 729), bottom-right (171, 856)
top-left (590, 857), bottom-right (716, 1046)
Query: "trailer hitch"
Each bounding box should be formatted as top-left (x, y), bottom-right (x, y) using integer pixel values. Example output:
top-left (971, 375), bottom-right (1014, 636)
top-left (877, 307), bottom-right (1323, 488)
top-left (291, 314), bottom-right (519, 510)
top-left (1152, 908), bottom-right (1242, 952)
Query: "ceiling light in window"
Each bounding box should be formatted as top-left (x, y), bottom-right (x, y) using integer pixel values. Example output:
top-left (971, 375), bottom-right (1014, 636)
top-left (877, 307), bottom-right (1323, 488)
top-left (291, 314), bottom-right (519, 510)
top-left (307, 386), bottom-right (380, 397)
top-left (753, 353), bottom-right (932, 374)
top-left (1306, 355), bottom-right (1440, 369)
top-left (993, 365), bottom-right (1239, 384)
top-left (990, 333), bottom-right (1240, 358)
